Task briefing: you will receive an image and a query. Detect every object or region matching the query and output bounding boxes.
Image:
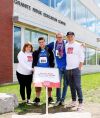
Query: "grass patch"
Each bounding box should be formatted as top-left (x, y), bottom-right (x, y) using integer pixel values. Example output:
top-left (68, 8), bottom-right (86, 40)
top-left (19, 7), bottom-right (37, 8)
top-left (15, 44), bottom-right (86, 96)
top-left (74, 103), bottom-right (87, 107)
top-left (0, 73), bottom-right (100, 114)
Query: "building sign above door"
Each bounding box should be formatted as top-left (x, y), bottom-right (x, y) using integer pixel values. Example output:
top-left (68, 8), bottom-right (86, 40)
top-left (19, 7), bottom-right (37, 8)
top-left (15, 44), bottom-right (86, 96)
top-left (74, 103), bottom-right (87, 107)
top-left (14, 0), bottom-right (66, 26)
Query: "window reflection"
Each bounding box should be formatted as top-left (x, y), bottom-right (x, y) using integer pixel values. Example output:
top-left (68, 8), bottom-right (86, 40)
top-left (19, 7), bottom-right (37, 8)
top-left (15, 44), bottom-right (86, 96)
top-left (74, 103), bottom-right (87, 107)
top-left (24, 29), bottom-right (48, 50)
top-left (31, 31), bottom-right (48, 50)
top-left (84, 48), bottom-right (87, 65)
top-left (87, 10), bottom-right (96, 32)
top-left (14, 26), bottom-right (21, 63)
top-left (72, 0), bottom-right (87, 28)
top-left (87, 48), bottom-right (96, 65)
top-left (38, 0), bottom-right (100, 35)
top-left (97, 51), bottom-right (100, 65)
top-left (94, 0), bottom-right (100, 7)
top-left (55, 0), bottom-right (71, 18)
top-left (96, 20), bottom-right (100, 35)
top-left (51, 0), bottom-right (55, 8)
top-left (39, 0), bottom-right (50, 6)
top-left (49, 36), bottom-right (55, 43)
top-left (24, 30), bottom-right (31, 42)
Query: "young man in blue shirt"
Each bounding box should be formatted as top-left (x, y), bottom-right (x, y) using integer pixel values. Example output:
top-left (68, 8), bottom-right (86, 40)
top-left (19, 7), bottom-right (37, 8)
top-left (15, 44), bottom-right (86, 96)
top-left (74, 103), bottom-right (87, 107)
top-left (32, 37), bottom-right (55, 105)
top-left (48, 33), bottom-right (68, 106)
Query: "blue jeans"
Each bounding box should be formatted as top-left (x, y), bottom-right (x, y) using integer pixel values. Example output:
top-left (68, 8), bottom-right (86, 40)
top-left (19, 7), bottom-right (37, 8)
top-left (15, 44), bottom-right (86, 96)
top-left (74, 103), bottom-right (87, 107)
top-left (56, 68), bottom-right (68, 102)
top-left (67, 68), bottom-right (83, 103)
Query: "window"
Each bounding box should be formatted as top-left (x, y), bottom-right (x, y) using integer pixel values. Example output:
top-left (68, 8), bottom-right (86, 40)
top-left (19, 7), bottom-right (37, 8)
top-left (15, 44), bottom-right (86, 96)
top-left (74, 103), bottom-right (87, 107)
top-left (49, 36), bottom-right (55, 43)
top-left (87, 10), bottom-right (96, 32)
top-left (14, 26), bottom-right (21, 63)
top-left (55, 0), bottom-right (71, 18)
top-left (84, 47), bottom-right (87, 65)
top-left (97, 51), bottom-right (100, 65)
top-left (94, 0), bottom-right (100, 7)
top-left (24, 29), bottom-right (48, 50)
top-left (86, 48), bottom-right (96, 65)
top-left (51, 0), bottom-right (55, 8)
top-left (72, 0), bottom-right (87, 28)
top-left (96, 20), bottom-right (100, 36)
top-left (39, 0), bottom-right (50, 6)
top-left (72, 0), bottom-right (98, 34)
top-left (31, 31), bottom-right (48, 50)
top-left (39, 0), bottom-right (99, 35)
top-left (24, 29), bottom-right (31, 42)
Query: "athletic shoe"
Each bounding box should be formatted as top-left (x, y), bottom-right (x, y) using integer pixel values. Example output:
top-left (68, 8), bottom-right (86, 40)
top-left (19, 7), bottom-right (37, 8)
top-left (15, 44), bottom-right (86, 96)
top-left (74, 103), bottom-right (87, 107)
top-left (33, 97), bottom-right (40, 106)
top-left (27, 99), bottom-right (31, 104)
top-left (60, 100), bottom-right (65, 106)
top-left (77, 103), bottom-right (84, 111)
top-left (22, 100), bottom-right (26, 103)
top-left (54, 101), bottom-right (61, 107)
top-left (48, 97), bottom-right (54, 104)
top-left (70, 101), bottom-right (77, 107)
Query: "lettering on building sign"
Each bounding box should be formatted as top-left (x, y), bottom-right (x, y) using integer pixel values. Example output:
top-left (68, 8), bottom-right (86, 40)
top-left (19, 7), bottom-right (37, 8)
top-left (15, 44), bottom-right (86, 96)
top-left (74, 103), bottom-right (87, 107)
top-left (14, 0), bottom-right (31, 10)
top-left (43, 13), bottom-right (58, 22)
top-left (14, 0), bottom-right (66, 26)
top-left (32, 8), bottom-right (42, 15)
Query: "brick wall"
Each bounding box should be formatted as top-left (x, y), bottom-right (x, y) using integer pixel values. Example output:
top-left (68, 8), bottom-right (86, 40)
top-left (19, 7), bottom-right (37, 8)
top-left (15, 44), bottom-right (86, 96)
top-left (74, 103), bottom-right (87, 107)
top-left (0, 0), bottom-right (13, 84)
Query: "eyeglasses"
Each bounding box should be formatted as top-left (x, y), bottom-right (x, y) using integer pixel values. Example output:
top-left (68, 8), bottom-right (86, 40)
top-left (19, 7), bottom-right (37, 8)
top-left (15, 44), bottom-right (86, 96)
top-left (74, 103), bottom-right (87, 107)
top-left (57, 37), bottom-right (63, 38)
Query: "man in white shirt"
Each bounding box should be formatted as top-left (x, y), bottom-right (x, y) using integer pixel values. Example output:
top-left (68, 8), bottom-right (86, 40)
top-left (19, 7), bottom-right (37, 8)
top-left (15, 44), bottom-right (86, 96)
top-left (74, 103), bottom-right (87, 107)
top-left (65, 32), bottom-right (84, 111)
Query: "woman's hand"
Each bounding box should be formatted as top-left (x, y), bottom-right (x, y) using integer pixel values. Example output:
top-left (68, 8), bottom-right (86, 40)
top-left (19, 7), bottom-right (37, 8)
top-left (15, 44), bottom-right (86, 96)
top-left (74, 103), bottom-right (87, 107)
top-left (32, 68), bottom-right (34, 72)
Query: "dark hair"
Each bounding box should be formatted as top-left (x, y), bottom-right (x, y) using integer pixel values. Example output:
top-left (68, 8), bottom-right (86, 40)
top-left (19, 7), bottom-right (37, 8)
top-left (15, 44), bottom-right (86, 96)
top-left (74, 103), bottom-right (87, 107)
top-left (66, 32), bottom-right (75, 36)
top-left (38, 37), bottom-right (45, 42)
top-left (22, 42), bottom-right (33, 52)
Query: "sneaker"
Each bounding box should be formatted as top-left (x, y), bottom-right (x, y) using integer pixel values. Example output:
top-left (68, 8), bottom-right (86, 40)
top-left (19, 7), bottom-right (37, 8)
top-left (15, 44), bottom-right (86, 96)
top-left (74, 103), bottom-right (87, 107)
top-left (54, 101), bottom-right (61, 107)
top-left (33, 97), bottom-right (40, 106)
top-left (48, 97), bottom-right (54, 104)
top-left (60, 101), bottom-right (65, 106)
top-left (70, 101), bottom-right (77, 107)
top-left (27, 99), bottom-right (31, 104)
top-left (22, 100), bottom-right (26, 103)
top-left (77, 103), bottom-right (84, 111)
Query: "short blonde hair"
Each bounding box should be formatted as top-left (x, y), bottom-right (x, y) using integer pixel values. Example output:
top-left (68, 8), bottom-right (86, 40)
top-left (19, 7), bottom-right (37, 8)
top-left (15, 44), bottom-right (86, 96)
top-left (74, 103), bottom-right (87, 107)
top-left (56, 32), bottom-right (63, 38)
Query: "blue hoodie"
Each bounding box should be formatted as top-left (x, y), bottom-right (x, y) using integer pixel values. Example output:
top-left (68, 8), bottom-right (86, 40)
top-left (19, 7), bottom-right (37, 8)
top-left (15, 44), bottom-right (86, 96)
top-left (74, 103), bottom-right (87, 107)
top-left (47, 41), bottom-right (67, 69)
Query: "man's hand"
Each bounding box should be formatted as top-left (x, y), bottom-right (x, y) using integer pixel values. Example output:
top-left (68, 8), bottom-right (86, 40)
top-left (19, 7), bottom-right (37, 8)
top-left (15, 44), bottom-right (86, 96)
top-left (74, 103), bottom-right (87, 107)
top-left (81, 43), bottom-right (86, 48)
top-left (79, 62), bottom-right (83, 70)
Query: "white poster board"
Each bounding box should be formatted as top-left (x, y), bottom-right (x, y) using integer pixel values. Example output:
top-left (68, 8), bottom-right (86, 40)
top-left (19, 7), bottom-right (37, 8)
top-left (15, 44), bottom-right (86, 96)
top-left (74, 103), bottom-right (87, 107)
top-left (33, 67), bottom-right (60, 88)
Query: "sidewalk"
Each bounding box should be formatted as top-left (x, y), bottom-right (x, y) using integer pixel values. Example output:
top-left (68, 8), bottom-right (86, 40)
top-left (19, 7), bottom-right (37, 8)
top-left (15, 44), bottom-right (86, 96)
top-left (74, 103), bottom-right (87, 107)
top-left (0, 103), bottom-right (100, 118)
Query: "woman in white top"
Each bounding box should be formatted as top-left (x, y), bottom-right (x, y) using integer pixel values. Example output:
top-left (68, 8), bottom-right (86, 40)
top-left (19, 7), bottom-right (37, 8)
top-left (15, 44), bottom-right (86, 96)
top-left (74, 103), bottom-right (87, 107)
top-left (16, 42), bottom-right (33, 104)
